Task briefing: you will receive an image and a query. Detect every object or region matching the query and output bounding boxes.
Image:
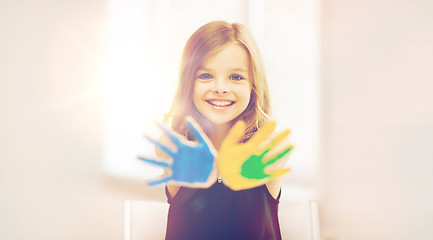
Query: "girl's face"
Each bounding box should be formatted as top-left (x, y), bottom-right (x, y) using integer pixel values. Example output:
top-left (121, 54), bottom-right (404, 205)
top-left (193, 43), bottom-right (252, 126)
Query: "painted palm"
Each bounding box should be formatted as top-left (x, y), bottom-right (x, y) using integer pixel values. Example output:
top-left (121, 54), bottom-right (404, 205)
top-left (217, 120), bottom-right (293, 191)
top-left (138, 118), bottom-right (216, 187)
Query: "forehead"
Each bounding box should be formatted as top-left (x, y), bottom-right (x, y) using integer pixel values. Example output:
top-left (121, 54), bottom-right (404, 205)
top-left (199, 43), bottom-right (250, 73)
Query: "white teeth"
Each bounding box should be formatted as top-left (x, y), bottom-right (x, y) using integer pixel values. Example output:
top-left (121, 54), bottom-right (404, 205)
top-left (210, 100), bottom-right (232, 106)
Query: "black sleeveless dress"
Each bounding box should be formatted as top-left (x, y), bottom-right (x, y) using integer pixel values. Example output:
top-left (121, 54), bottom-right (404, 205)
top-left (165, 182), bottom-right (282, 240)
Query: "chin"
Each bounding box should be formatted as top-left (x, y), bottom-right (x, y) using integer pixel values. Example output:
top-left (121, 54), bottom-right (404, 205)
top-left (208, 118), bottom-right (233, 126)
top-left (205, 115), bottom-right (237, 126)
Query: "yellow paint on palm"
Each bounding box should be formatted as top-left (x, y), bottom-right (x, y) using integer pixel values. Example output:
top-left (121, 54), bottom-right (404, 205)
top-left (217, 120), bottom-right (292, 191)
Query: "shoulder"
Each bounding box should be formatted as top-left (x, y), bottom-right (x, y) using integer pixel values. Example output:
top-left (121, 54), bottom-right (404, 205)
top-left (266, 178), bottom-right (282, 200)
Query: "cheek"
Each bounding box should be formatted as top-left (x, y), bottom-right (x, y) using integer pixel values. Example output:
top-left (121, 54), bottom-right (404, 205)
top-left (193, 82), bottom-right (205, 105)
top-left (240, 84), bottom-right (252, 103)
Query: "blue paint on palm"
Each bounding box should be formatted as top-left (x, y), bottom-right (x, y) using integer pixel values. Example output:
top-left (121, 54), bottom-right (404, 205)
top-left (170, 141), bottom-right (213, 183)
top-left (138, 120), bottom-right (214, 186)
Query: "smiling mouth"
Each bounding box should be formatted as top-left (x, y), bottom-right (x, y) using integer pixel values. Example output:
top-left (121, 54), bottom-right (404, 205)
top-left (205, 99), bottom-right (235, 107)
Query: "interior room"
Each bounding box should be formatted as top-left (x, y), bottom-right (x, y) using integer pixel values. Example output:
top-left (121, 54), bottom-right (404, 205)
top-left (1, 0), bottom-right (432, 239)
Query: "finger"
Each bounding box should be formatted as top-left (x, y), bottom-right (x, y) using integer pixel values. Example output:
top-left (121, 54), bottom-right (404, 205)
top-left (260, 129), bottom-right (291, 153)
top-left (185, 117), bottom-right (207, 144)
top-left (144, 135), bottom-right (175, 157)
top-left (147, 176), bottom-right (172, 186)
top-left (137, 156), bottom-right (170, 168)
top-left (222, 120), bottom-right (246, 146)
top-left (265, 168), bottom-right (290, 178)
top-left (264, 145), bottom-right (294, 165)
top-left (248, 121), bottom-right (276, 148)
top-left (157, 122), bottom-right (182, 146)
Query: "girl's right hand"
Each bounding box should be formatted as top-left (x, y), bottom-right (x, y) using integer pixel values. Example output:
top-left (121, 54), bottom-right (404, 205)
top-left (137, 117), bottom-right (217, 188)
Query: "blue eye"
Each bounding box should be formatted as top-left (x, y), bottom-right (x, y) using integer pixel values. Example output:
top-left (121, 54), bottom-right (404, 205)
top-left (230, 74), bottom-right (244, 81)
top-left (198, 73), bottom-right (212, 80)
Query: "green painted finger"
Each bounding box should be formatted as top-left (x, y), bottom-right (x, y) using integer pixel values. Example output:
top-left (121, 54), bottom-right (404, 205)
top-left (264, 145), bottom-right (293, 165)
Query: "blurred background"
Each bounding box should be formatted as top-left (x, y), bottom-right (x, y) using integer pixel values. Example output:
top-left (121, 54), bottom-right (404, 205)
top-left (1, 0), bottom-right (432, 239)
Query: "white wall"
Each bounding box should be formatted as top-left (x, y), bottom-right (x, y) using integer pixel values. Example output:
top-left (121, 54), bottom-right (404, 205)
top-left (2, 0), bottom-right (433, 239)
top-left (1, 0), bottom-right (319, 238)
top-left (321, 0), bottom-right (433, 239)
top-left (0, 1), bottom-right (165, 239)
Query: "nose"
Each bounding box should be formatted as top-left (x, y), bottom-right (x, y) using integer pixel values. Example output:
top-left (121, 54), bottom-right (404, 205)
top-left (215, 89), bottom-right (228, 94)
top-left (213, 78), bottom-right (229, 94)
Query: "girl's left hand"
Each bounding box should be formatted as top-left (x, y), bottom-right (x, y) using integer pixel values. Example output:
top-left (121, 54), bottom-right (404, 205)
top-left (137, 117), bottom-right (217, 188)
top-left (217, 120), bottom-right (293, 191)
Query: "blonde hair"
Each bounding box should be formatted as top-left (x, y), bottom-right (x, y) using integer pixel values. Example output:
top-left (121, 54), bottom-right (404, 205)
top-left (165, 21), bottom-right (270, 141)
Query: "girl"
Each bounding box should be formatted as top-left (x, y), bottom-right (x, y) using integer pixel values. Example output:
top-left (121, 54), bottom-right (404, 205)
top-left (149, 21), bottom-right (291, 240)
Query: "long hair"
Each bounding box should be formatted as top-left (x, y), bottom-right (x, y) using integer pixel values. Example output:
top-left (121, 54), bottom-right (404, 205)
top-left (165, 21), bottom-right (270, 141)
